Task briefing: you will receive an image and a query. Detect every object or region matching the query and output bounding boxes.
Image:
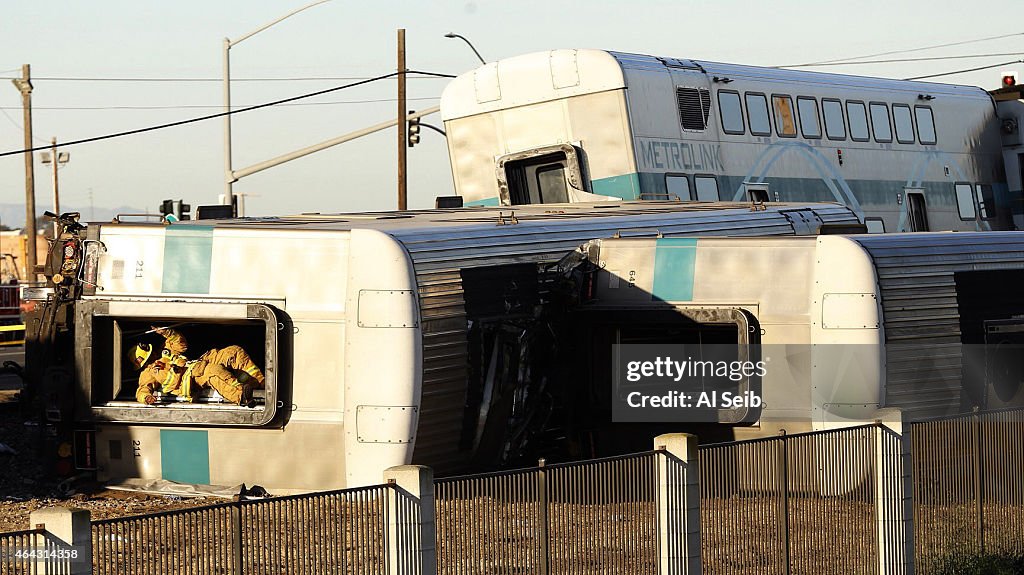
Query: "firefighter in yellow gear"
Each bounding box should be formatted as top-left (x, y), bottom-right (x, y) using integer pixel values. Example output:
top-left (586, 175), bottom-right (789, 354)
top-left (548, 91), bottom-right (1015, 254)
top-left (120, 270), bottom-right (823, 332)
top-left (131, 327), bottom-right (264, 406)
top-left (135, 345), bottom-right (264, 406)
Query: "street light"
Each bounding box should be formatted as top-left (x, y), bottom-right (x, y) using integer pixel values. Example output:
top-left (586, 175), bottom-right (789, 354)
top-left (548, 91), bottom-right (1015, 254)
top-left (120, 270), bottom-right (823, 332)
top-left (444, 33), bottom-right (486, 65)
top-left (223, 0), bottom-right (331, 211)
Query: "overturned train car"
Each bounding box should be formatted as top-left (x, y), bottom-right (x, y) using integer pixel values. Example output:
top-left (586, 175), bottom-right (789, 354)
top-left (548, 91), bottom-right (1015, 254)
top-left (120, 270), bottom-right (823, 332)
top-left (566, 231), bottom-right (1024, 446)
top-left (26, 202), bottom-right (858, 492)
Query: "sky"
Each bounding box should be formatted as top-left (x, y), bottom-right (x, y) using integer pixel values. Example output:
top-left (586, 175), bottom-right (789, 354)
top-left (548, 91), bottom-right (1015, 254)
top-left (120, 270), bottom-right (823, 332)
top-left (1, 0), bottom-right (1023, 224)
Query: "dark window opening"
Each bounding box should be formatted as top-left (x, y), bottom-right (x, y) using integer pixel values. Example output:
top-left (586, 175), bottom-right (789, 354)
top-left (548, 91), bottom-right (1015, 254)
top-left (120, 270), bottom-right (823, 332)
top-left (915, 106), bottom-right (937, 145)
top-left (975, 184), bottom-right (995, 220)
top-left (505, 152), bottom-right (572, 205)
top-left (718, 90), bottom-right (744, 134)
top-left (906, 192), bottom-right (929, 232)
top-left (955, 183), bottom-right (976, 220)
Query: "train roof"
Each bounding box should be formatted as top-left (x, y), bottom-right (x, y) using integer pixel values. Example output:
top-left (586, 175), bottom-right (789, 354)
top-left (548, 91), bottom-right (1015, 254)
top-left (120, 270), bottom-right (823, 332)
top-left (441, 48), bottom-right (991, 121)
top-left (98, 201), bottom-right (856, 236)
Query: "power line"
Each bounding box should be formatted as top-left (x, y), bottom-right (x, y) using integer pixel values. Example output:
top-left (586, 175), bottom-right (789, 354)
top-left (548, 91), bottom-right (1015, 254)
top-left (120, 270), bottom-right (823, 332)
top-left (0, 96), bottom-right (441, 111)
top-left (781, 32), bottom-right (1024, 68)
top-left (0, 73), bottom-right (454, 83)
top-left (782, 52), bottom-right (1024, 68)
top-left (903, 59), bottom-right (1024, 81)
top-left (0, 70), bottom-right (447, 158)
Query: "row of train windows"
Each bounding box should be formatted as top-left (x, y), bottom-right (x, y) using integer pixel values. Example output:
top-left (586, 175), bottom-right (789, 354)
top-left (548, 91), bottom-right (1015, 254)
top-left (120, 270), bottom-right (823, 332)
top-left (677, 87), bottom-right (938, 145)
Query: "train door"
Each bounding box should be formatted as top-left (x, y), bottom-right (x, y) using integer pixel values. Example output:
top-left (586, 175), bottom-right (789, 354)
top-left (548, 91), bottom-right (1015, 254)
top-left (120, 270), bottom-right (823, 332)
top-left (496, 143), bottom-right (600, 205)
top-left (905, 190), bottom-right (930, 231)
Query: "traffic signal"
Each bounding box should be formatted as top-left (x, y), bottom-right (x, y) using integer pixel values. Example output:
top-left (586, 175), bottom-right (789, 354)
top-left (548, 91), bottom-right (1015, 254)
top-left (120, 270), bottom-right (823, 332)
top-left (407, 110), bottom-right (421, 147)
top-left (1001, 71), bottom-right (1018, 88)
top-left (158, 199), bottom-right (191, 222)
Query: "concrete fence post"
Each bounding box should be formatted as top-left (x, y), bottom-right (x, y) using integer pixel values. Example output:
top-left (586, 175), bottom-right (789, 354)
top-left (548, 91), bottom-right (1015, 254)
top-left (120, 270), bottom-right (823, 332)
top-left (29, 506), bottom-right (92, 575)
top-left (654, 433), bottom-right (702, 575)
top-left (384, 465), bottom-right (437, 575)
top-left (874, 408), bottom-right (915, 575)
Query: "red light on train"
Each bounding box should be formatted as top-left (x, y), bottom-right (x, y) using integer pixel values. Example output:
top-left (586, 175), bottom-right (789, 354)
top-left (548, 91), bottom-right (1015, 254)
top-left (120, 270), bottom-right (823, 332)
top-left (1001, 71), bottom-right (1018, 88)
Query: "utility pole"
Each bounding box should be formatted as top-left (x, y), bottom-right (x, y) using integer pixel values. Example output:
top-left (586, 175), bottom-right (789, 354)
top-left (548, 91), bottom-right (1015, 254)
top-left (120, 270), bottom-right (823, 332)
top-left (397, 28), bottom-right (407, 211)
top-left (11, 65), bottom-right (37, 281)
top-left (42, 137), bottom-right (69, 236)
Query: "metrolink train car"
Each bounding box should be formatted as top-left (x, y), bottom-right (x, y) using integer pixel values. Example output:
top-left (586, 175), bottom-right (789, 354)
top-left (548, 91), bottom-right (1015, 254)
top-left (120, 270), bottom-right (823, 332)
top-left (565, 232), bottom-right (1024, 444)
top-left (28, 202), bottom-right (859, 492)
top-left (440, 49), bottom-right (1019, 232)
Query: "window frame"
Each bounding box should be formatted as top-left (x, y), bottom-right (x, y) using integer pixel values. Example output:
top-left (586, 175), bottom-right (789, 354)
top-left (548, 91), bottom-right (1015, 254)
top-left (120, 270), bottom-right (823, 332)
top-left (534, 162), bottom-right (569, 204)
top-left (796, 96), bottom-right (822, 139)
top-left (694, 174), bottom-right (721, 201)
top-left (892, 104), bottom-right (916, 144)
top-left (864, 218), bottom-right (886, 234)
top-left (915, 105), bottom-right (937, 145)
top-left (846, 100), bottom-right (870, 142)
top-left (954, 182), bottom-right (977, 221)
top-left (868, 101), bottom-right (893, 143)
top-left (745, 92), bottom-right (772, 136)
top-left (975, 183), bottom-right (996, 220)
top-left (664, 173), bottom-right (693, 201)
top-left (717, 89), bottom-right (745, 135)
top-left (771, 94), bottom-right (798, 138)
top-left (822, 98), bottom-right (847, 141)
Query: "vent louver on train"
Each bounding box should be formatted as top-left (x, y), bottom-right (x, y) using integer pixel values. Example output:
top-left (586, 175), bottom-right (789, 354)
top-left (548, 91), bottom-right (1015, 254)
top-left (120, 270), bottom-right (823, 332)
top-left (676, 87), bottom-right (711, 131)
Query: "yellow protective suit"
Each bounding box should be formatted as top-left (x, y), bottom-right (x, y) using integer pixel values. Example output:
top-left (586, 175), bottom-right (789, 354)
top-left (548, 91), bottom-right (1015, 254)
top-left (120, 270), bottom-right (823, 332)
top-left (136, 345), bottom-right (264, 406)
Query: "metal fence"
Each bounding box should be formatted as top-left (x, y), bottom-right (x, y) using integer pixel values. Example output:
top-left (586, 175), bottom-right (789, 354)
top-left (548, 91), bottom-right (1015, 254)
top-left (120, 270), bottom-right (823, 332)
top-left (92, 484), bottom-right (392, 575)
top-left (1, 527), bottom-right (81, 574)
top-left (699, 423), bottom-right (905, 575)
top-left (434, 451), bottom-right (664, 575)
top-left (910, 406), bottom-right (1024, 574)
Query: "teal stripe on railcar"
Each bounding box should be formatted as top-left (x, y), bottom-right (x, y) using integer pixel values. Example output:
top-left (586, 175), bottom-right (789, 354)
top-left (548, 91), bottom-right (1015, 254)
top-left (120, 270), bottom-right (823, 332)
top-left (591, 173), bottom-right (641, 200)
top-left (162, 226), bottom-right (214, 294)
top-left (159, 429), bottom-right (211, 485)
top-left (652, 238), bottom-right (697, 302)
top-left (464, 197), bottom-right (501, 207)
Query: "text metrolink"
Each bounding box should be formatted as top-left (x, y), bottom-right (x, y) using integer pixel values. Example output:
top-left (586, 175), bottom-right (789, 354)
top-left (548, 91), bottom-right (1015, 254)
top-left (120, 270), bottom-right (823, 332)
top-left (625, 357), bottom-right (767, 383)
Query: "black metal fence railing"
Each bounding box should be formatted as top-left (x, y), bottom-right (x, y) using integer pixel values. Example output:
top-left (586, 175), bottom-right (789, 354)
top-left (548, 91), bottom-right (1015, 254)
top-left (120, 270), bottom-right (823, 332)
top-left (1, 527), bottom-right (81, 574)
top-left (434, 451), bottom-right (662, 575)
top-left (91, 484), bottom-right (391, 575)
top-left (699, 423), bottom-right (905, 575)
top-left (910, 406), bottom-right (1024, 574)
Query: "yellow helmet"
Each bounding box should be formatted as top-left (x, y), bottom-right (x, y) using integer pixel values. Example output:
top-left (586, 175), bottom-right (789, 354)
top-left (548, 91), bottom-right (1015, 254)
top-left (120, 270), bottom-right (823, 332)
top-left (129, 343), bottom-right (153, 370)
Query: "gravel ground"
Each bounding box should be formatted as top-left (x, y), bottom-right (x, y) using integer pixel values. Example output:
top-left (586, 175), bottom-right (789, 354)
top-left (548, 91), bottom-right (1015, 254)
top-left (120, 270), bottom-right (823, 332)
top-left (0, 389), bottom-right (214, 533)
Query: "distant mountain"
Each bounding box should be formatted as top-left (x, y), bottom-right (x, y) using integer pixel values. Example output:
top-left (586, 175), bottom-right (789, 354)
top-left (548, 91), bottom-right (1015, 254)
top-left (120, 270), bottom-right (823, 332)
top-left (0, 203), bottom-right (149, 229)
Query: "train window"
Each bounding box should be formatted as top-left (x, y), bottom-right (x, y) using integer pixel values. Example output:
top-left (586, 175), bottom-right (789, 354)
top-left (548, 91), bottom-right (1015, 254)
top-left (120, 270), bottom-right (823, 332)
top-left (955, 183), bottom-right (976, 220)
top-left (893, 104), bottom-right (915, 144)
top-left (975, 184), bottom-right (995, 219)
top-left (869, 102), bottom-right (893, 143)
top-left (915, 106), bottom-right (936, 144)
top-left (694, 175), bottom-right (720, 201)
top-left (846, 101), bottom-right (870, 141)
top-left (665, 174), bottom-right (692, 201)
top-left (865, 218), bottom-right (885, 233)
top-left (772, 95), bottom-right (797, 137)
top-left (797, 97), bottom-right (821, 139)
top-left (717, 90), bottom-right (744, 134)
top-left (676, 87), bottom-right (711, 131)
top-left (535, 164), bottom-right (570, 203)
top-left (745, 93), bottom-right (771, 136)
top-left (822, 99), bottom-right (846, 140)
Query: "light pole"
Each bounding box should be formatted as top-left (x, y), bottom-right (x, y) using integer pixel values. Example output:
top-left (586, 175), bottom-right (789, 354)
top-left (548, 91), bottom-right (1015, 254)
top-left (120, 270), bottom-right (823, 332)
top-left (223, 0), bottom-right (331, 212)
top-left (41, 137), bottom-right (70, 237)
top-left (444, 33), bottom-right (486, 65)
